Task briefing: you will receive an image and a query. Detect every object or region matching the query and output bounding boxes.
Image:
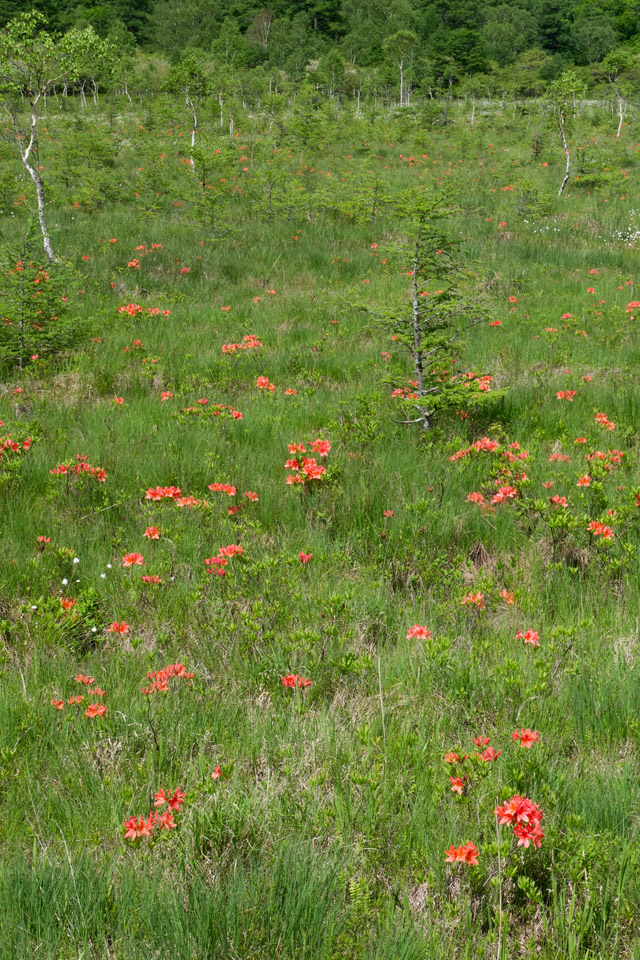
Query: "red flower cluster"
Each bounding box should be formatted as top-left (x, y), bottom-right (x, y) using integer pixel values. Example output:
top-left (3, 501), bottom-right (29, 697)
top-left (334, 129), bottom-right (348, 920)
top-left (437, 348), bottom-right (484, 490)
top-left (208, 482), bottom-right (236, 495)
top-left (123, 812), bottom-right (171, 838)
top-left (51, 673), bottom-right (107, 718)
top-left (511, 728), bottom-right (539, 748)
top-left (495, 795), bottom-right (544, 849)
top-left (50, 454), bottom-right (106, 482)
top-left (141, 662), bottom-right (194, 695)
top-left (154, 788), bottom-right (186, 811)
top-left (175, 496), bottom-right (206, 509)
top-left (516, 628), bottom-right (540, 647)
top-left (1, 435), bottom-right (32, 466)
top-left (595, 411), bottom-right (615, 431)
top-left (281, 674), bottom-right (312, 688)
top-left (204, 544), bottom-right (244, 577)
top-left (122, 552), bottom-right (144, 567)
top-left (461, 592), bottom-right (485, 608)
top-left (86, 703), bottom-right (107, 718)
top-left (491, 484), bottom-right (518, 504)
top-left (208, 483), bottom-right (258, 515)
top-left (123, 788), bottom-right (186, 839)
top-left (445, 842), bottom-right (479, 865)
top-left (587, 520), bottom-right (613, 539)
top-left (391, 381), bottom-right (420, 400)
top-left (285, 439), bottom-right (331, 485)
top-left (585, 449), bottom-right (624, 470)
top-left (145, 485), bottom-right (182, 500)
top-left (256, 375), bottom-right (275, 391)
top-left (449, 436), bottom-right (499, 461)
top-left (221, 334), bottom-right (262, 354)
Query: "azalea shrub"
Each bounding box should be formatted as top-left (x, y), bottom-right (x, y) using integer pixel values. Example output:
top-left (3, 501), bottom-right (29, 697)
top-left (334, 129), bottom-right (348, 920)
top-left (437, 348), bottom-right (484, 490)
top-left (451, 418), bottom-right (639, 574)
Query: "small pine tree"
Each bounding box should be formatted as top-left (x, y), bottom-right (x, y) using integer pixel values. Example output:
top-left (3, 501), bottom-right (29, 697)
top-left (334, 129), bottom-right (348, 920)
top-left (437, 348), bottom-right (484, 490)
top-left (0, 226), bottom-right (82, 372)
top-left (370, 190), bottom-right (499, 430)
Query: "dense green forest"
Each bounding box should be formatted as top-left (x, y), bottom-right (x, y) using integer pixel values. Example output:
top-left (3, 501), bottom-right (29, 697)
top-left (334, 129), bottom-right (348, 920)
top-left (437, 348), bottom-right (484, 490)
top-left (3, 0), bottom-right (640, 96)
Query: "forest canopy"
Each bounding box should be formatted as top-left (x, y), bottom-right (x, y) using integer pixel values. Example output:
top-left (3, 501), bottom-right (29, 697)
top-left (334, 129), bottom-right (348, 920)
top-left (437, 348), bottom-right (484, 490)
top-left (2, 0), bottom-right (640, 92)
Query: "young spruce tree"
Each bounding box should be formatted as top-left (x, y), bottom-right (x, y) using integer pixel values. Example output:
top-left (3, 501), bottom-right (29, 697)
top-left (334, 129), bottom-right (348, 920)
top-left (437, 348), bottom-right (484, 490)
top-left (373, 190), bottom-right (498, 431)
top-left (0, 224), bottom-right (81, 373)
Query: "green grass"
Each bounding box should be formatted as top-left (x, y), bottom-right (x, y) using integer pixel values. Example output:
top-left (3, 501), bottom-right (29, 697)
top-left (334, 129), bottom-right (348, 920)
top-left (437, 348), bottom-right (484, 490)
top-left (1, 97), bottom-right (640, 957)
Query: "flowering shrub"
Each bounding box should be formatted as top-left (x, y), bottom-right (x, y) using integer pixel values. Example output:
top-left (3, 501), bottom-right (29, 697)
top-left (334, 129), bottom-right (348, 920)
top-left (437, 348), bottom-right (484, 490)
top-left (50, 454), bottom-right (107, 483)
top-left (141, 662), bottom-right (194, 696)
top-left (124, 789), bottom-right (185, 840)
top-left (117, 303), bottom-right (170, 317)
top-left (449, 425), bottom-right (637, 572)
top-left (204, 544), bottom-right (244, 577)
top-left (285, 438), bottom-right (331, 486)
top-left (221, 334), bottom-right (262, 354)
top-left (0, 425), bottom-right (34, 485)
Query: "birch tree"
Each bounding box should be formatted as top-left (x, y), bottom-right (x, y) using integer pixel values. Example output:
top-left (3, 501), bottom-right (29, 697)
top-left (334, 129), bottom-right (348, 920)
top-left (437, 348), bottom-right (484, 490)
top-left (163, 53), bottom-right (208, 170)
top-left (383, 30), bottom-right (416, 107)
top-left (548, 71), bottom-right (587, 198)
top-left (0, 12), bottom-right (105, 261)
top-left (599, 51), bottom-right (636, 138)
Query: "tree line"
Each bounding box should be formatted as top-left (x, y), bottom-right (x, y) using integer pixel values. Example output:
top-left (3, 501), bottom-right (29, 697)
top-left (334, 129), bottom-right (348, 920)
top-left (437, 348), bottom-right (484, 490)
top-left (3, 0), bottom-right (640, 95)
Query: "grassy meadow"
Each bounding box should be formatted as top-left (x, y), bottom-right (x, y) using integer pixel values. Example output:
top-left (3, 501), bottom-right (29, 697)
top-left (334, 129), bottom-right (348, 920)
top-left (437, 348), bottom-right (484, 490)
top-left (2, 96), bottom-right (640, 958)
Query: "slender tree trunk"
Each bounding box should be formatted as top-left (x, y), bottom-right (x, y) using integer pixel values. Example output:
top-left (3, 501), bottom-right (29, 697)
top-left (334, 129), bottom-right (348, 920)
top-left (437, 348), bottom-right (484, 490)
top-left (19, 104), bottom-right (56, 261)
top-left (188, 96), bottom-right (197, 170)
top-left (616, 93), bottom-right (626, 137)
top-left (399, 62), bottom-right (404, 107)
top-left (557, 116), bottom-right (571, 197)
top-left (29, 169), bottom-right (56, 261)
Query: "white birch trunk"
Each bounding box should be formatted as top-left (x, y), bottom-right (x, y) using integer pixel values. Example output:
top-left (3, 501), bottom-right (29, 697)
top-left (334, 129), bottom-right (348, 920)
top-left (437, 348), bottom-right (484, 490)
top-left (21, 104), bottom-right (56, 261)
